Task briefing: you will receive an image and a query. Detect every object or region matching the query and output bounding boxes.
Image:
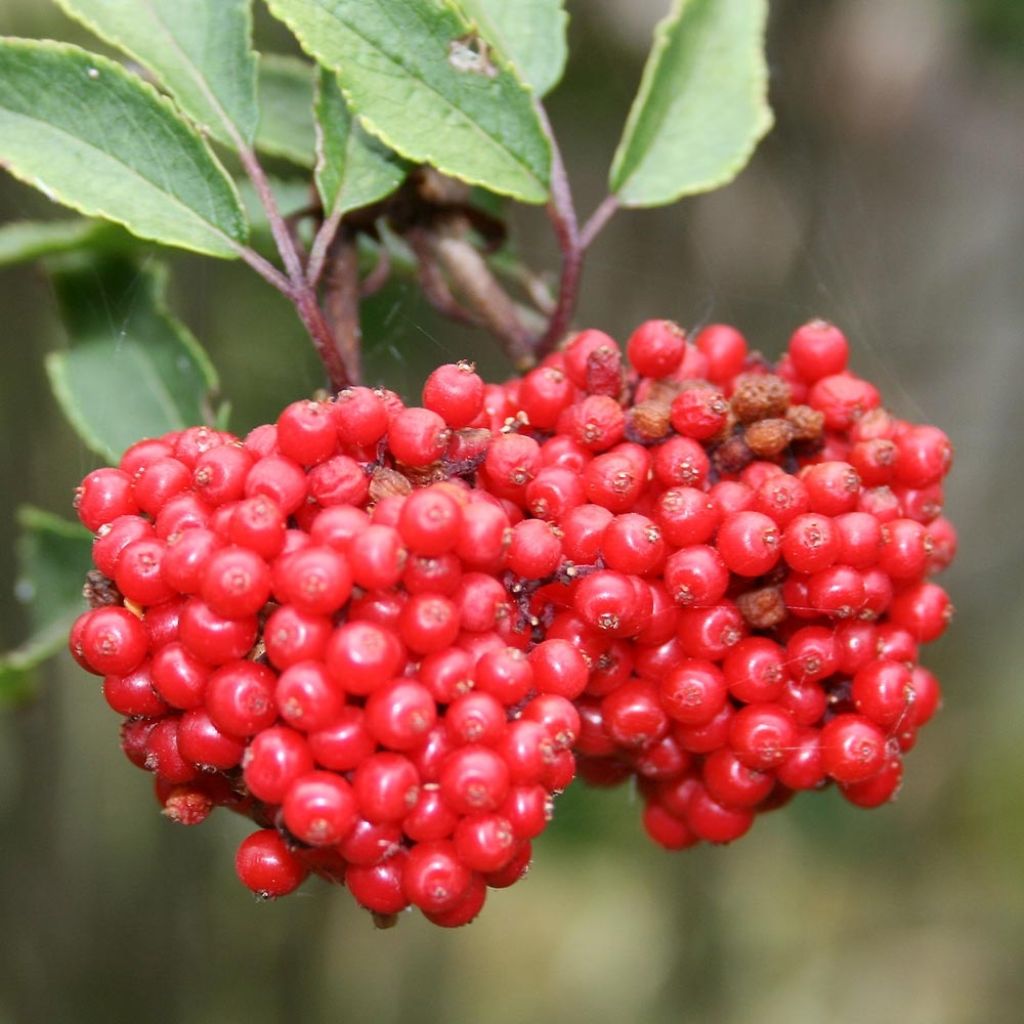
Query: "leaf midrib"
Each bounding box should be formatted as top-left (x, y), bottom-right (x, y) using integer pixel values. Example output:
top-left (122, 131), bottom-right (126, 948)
top-left (137, 0), bottom-right (250, 149)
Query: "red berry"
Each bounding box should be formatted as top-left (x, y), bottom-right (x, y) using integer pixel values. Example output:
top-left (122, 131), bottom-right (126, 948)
top-left (695, 324), bottom-right (748, 383)
top-left (820, 714), bottom-right (887, 783)
top-left (245, 455), bottom-right (307, 515)
top-left (703, 748), bottom-right (775, 809)
top-left (642, 803), bottom-right (699, 850)
top-left (660, 659), bottom-right (727, 726)
top-left (235, 830), bottom-right (308, 898)
top-left (389, 407), bottom-right (450, 467)
top-left (150, 642), bottom-right (209, 709)
top-left (243, 726), bottom-right (315, 803)
top-left (205, 660), bottom-right (277, 737)
top-left (729, 703), bottom-right (797, 771)
top-left (626, 319), bottom-right (686, 378)
top-left (102, 662), bottom-right (169, 718)
top-left (276, 400), bottom-right (337, 465)
top-left (663, 546), bottom-right (729, 607)
top-left (346, 851), bottom-right (410, 914)
top-left (686, 786), bottom-right (754, 844)
top-left (307, 707), bottom-right (376, 772)
top-left (79, 606), bottom-right (149, 676)
top-left (275, 660), bottom-right (345, 732)
top-left (887, 581), bottom-right (952, 642)
top-left (274, 545), bottom-right (353, 617)
top-left (76, 467), bottom-right (137, 531)
top-left (334, 387), bottom-right (389, 448)
top-left (283, 771), bottom-right (358, 846)
top-left (716, 511), bottom-right (781, 576)
top-left (440, 745), bottom-right (509, 815)
top-left (454, 813), bottom-right (516, 873)
top-left (528, 639), bottom-right (589, 699)
top-left (115, 538), bottom-right (175, 605)
top-left (354, 752), bottom-right (420, 823)
top-left (403, 840), bottom-right (472, 913)
top-left (200, 546), bottom-right (272, 619)
top-left (670, 386), bottom-right (728, 440)
top-left (177, 708), bottom-right (246, 770)
top-left (365, 679), bottom-right (438, 750)
top-left (787, 320), bottom-right (850, 382)
top-left (423, 362), bottom-right (485, 428)
top-left (179, 600), bottom-right (257, 665)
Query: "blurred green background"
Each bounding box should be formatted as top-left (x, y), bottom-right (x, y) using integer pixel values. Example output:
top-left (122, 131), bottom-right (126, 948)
top-left (1, 1), bottom-right (1022, 1022)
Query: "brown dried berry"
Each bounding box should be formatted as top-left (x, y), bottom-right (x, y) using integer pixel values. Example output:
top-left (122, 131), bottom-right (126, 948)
top-left (713, 431), bottom-right (754, 475)
top-left (369, 466), bottom-right (413, 502)
top-left (730, 373), bottom-right (791, 422)
top-left (644, 378), bottom-right (686, 404)
top-left (736, 585), bottom-right (787, 629)
top-left (744, 418), bottom-right (795, 457)
top-left (786, 404), bottom-right (825, 442)
top-left (628, 400), bottom-right (671, 441)
top-left (83, 569), bottom-right (121, 608)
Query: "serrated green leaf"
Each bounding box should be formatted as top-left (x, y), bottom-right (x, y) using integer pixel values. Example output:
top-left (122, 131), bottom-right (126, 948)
top-left (609, 0), bottom-right (773, 207)
top-left (46, 256), bottom-right (219, 461)
top-left (457, 0), bottom-right (567, 96)
top-left (264, 0), bottom-right (551, 203)
top-left (0, 218), bottom-right (134, 267)
top-left (0, 39), bottom-right (248, 257)
top-left (315, 70), bottom-right (407, 217)
top-left (0, 507), bottom-right (92, 705)
top-left (255, 54), bottom-right (316, 166)
top-left (54, 0), bottom-right (259, 147)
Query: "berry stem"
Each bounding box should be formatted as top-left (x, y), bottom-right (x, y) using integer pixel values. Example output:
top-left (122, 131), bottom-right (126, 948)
top-left (579, 195), bottom-right (620, 251)
top-left (294, 288), bottom-right (353, 392)
top-left (236, 145), bottom-right (352, 391)
top-left (535, 104), bottom-right (582, 360)
top-left (425, 216), bottom-right (537, 370)
top-left (307, 209), bottom-right (344, 289)
top-left (236, 146), bottom-right (307, 288)
top-left (233, 243), bottom-right (293, 295)
top-left (323, 227), bottom-right (363, 386)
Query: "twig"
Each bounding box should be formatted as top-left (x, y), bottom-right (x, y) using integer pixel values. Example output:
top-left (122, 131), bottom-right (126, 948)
top-left (580, 195), bottom-right (620, 251)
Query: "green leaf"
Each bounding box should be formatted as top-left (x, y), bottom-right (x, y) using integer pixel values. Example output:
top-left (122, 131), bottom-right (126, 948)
top-left (264, 0), bottom-right (551, 203)
top-left (54, 0), bottom-right (259, 147)
top-left (457, 0), bottom-right (568, 96)
top-left (0, 507), bottom-right (92, 705)
top-left (609, 0), bottom-right (773, 207)
top-left (0, 39), bottom-right (248, 257)
top-left (255, 54), bottom-right (316, 167)
top-left (46, 256), bottom-right (219, 462)
top-left (315, 70), bottom-right (407, 217)
top-left (0, 218), bottom-right (133, 267)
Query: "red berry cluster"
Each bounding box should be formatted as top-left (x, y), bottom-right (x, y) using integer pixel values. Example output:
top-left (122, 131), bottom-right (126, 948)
top-left (68, 316), bottom-right (954, 926)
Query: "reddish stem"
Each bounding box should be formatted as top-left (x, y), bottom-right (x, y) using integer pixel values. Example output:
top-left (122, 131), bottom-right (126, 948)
top-left (535, 105), bottom-right (581, 360)
top-left (580, 195), bottom-right (620, 251)
top-left (236, 144), bottom-right (351, 390)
